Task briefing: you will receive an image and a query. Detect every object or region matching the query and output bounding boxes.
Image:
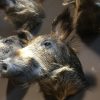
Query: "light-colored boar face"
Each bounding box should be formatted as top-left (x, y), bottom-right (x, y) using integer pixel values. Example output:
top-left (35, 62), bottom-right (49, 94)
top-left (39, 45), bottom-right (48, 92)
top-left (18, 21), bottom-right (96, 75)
top-left (0, 30), bottom-right (33, 60)
top-left (0, 35), bottom-right (72, 83)
top-left (0, 36), bottom-right (23, 60)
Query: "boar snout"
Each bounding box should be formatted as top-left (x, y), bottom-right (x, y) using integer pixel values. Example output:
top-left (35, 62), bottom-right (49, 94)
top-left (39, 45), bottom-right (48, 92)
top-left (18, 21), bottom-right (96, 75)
top-left (0, 58), bottom-right (22, 77)
top-left (0, 53), bottom-right (45, 83)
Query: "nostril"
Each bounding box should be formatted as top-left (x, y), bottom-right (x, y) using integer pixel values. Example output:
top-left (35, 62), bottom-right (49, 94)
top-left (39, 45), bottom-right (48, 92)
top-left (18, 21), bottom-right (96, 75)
top-left (2, 63), bottom-right (8, 71)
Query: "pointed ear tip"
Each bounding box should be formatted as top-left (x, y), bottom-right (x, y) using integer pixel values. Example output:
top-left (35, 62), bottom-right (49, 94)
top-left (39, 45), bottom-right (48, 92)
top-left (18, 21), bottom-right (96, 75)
top-left (17, 29), bottom-right (33, 40)
top-left (17, 29), bottom-right (31, 35)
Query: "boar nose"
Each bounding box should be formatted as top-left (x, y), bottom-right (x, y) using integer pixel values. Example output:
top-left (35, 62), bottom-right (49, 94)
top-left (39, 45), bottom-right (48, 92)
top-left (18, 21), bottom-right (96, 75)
top-left (0, 61), bottom-right (8, 74)
top-left (2, 63), bottom-right (7, 72)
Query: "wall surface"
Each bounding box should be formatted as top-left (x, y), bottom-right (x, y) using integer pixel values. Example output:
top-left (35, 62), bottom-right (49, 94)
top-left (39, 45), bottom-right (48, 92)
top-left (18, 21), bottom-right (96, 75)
top-left (0, 0), bottom-right (100, 100)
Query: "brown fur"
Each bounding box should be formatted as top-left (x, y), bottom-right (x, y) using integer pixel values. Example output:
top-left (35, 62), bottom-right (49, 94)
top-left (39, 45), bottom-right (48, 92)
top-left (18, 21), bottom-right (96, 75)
top-left (1, 0), bottom-right (98, 99)
top-left (0, 34), bottom-right (86, 100)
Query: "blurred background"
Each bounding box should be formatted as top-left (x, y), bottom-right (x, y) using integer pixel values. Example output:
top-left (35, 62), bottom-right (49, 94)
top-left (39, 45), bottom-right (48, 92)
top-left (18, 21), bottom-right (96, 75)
top-left (0, 0), bottom-right (100, 100)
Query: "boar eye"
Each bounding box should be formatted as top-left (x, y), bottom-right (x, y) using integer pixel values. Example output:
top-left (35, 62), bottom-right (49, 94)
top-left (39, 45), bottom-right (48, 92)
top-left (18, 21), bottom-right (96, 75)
top-left (42, 41), bottom-right (52, 48)
top-left (4, 39), bottom-right (13, 44)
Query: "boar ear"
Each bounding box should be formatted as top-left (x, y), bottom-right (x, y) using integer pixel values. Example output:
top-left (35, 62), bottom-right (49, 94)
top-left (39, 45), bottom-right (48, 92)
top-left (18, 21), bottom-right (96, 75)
top-left (17, 30), bottom-right (33, 44)
top-left (52, 5), bottom-right (74, 41)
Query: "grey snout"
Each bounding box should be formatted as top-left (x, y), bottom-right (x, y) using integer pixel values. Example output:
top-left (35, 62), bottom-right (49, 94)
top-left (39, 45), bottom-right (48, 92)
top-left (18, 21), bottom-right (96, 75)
top-left (0, 60), bottom-right (22, 77)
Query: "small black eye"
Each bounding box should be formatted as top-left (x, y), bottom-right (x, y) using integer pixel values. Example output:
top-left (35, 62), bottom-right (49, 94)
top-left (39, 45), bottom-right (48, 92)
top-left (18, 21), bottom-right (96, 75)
top-left (43, 41), bottom-right (52, 48)
top-left (44, 42), bottom-right (51, 46)
top-left (4, 39), bottom-right (13, 44)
